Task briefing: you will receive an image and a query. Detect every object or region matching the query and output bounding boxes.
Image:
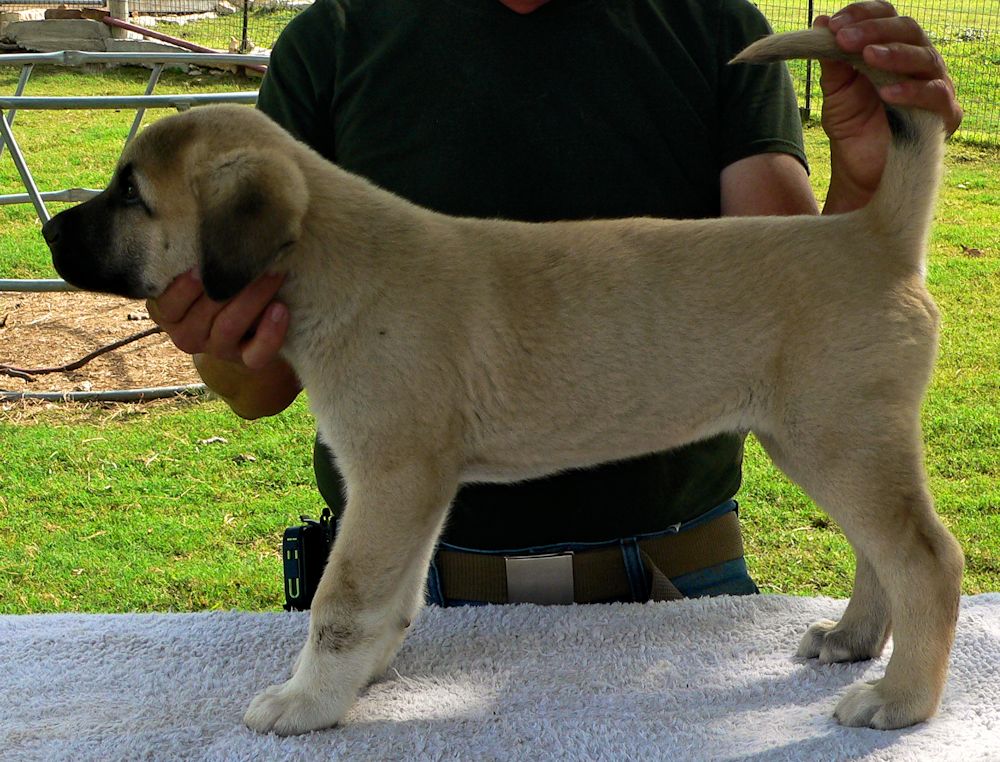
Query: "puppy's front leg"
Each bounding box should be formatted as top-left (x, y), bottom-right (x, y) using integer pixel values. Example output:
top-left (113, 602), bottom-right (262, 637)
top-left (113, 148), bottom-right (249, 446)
top-left (244, 457), bottom-right (457, 735)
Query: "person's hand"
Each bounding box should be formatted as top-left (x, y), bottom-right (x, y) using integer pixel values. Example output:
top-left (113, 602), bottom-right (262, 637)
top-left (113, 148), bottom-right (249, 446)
top-left (815, 1), bottom-right (962, 212)
top-left (146, 269), bottom-right (289, 370)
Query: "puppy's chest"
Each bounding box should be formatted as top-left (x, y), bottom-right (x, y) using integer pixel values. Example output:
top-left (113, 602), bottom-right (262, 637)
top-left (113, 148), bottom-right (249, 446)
top-left (280, 314), bottom-right (335, 381)
top-left (281, 305), bottom-right (379, 396)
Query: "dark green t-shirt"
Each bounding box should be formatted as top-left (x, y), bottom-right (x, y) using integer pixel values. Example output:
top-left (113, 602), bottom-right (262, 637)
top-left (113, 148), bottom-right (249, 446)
top-left (257, 0), bottom-right (806, 549)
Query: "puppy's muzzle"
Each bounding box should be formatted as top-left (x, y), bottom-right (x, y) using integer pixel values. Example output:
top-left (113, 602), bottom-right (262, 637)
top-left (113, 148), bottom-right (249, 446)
top-left (43, 197), bottom-right (142, 298)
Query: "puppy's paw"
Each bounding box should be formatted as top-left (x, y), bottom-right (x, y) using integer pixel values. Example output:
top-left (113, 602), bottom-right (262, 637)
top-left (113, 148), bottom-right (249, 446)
top-left (244, 645), bottom-right (358, 735)
top-left (797, 619), bottom-right (838, 659)
top-left (244, 680), bottom-right (343, 736)
top-left (834, 679), bottom-right (933, 730)
top-left (796, 619), bottom-right (886, 663)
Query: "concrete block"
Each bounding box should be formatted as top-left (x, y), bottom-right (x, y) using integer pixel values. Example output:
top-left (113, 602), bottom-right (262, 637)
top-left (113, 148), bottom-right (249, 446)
top-left (1, 9), bottom-right (45, 39)
top-left (4, 19), bottom-right (112, 53)
top-left (105, 37), bottom-right (185, 54)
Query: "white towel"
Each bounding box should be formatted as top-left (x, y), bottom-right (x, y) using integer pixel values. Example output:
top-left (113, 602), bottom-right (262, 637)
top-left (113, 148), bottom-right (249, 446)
top-left (2, 594), bottom-right (998, 761)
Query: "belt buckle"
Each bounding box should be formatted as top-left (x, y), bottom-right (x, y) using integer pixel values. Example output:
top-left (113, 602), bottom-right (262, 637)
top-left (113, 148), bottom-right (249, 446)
top-left (504, 552), bottom-right (574, 605)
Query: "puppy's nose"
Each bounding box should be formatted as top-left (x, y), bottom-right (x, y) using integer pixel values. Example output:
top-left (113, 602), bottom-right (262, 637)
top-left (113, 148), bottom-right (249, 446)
top-left (41, 218), bottom-right (61, 246)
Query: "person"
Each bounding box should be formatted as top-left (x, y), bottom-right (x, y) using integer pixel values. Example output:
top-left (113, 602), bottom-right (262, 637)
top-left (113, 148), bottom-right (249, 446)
top-left (147, 0), bottom-right (961, 606)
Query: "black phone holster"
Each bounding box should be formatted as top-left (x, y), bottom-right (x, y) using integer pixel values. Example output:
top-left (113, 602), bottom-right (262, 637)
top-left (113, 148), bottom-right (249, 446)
top-left (282, 508), bottom-right (336, 611)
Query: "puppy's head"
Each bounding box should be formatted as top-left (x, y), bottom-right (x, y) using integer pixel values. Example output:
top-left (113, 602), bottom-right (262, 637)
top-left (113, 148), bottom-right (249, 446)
top-left (43, 105), bottom-right (309, 302)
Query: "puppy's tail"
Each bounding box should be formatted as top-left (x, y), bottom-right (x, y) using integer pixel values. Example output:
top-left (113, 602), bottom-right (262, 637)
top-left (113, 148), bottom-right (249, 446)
top-left (732, 28), bottom-right (945, 264)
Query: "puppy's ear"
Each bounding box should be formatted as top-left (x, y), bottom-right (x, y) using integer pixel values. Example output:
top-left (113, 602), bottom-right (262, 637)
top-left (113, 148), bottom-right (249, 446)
top-left (194, 148), bottom-right (308, 302)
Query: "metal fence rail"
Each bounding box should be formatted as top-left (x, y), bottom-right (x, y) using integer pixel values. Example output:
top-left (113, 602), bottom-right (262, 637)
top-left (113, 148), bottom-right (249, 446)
top-left (0, 278), bottom-right (85, 292)
top-left (1, 50), bottom-right (267, 402)
top-left (1, 91), bottom-right (258, 109)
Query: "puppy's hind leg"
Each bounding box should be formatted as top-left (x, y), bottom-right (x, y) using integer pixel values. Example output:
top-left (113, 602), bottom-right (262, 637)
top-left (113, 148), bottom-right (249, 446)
top-left (244, 454), bottom-right (458, 736)
top-left (795, 552), bottom-right (891, 664)
top-left (759, 415), bottom-right (963, 729)
top-left (761, 433), bottom-right (891, 667)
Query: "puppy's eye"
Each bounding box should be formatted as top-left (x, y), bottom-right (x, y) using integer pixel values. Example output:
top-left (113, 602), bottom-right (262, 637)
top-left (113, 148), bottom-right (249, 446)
top-left (122, 180), bottom-right (141, 205)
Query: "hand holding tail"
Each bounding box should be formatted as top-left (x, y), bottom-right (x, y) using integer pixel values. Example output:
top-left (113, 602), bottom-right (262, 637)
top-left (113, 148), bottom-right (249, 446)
top-left (815, 2), bottom-right (961, 212)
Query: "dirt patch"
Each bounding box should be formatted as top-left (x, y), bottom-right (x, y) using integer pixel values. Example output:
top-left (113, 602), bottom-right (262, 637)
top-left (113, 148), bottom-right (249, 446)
top-left (0, 290), bottom-right (202, 396)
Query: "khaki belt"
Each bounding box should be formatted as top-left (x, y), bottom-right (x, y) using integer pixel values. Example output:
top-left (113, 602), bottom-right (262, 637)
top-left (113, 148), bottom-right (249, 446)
top-left (434, 509), bottom-right (745, 605)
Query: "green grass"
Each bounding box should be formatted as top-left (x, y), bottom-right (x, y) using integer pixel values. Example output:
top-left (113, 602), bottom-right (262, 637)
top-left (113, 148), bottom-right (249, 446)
top-left (1, 68), bottom-right (998, 613)
top-left (0, 398), bottom-right (320, 612)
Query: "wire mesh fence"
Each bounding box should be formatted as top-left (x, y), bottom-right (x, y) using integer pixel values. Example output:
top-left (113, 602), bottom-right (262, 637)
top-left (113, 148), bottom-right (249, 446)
top-left (193, 0), bottom-right (301, 53)
top-left (119, 0), bottom-right (302, 54)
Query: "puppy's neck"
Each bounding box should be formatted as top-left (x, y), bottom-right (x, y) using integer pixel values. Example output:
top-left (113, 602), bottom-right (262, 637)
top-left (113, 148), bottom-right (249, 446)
top-left (274, 157), bottom-right (440, 361)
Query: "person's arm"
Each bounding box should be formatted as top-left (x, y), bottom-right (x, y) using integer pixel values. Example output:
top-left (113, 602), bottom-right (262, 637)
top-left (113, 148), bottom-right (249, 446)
top-left (720, 153), bottom-right (818, 217)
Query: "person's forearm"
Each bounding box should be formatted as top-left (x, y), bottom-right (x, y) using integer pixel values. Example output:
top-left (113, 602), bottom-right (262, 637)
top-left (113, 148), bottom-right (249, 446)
top-left (193, 352), bottom-right (302, 419)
